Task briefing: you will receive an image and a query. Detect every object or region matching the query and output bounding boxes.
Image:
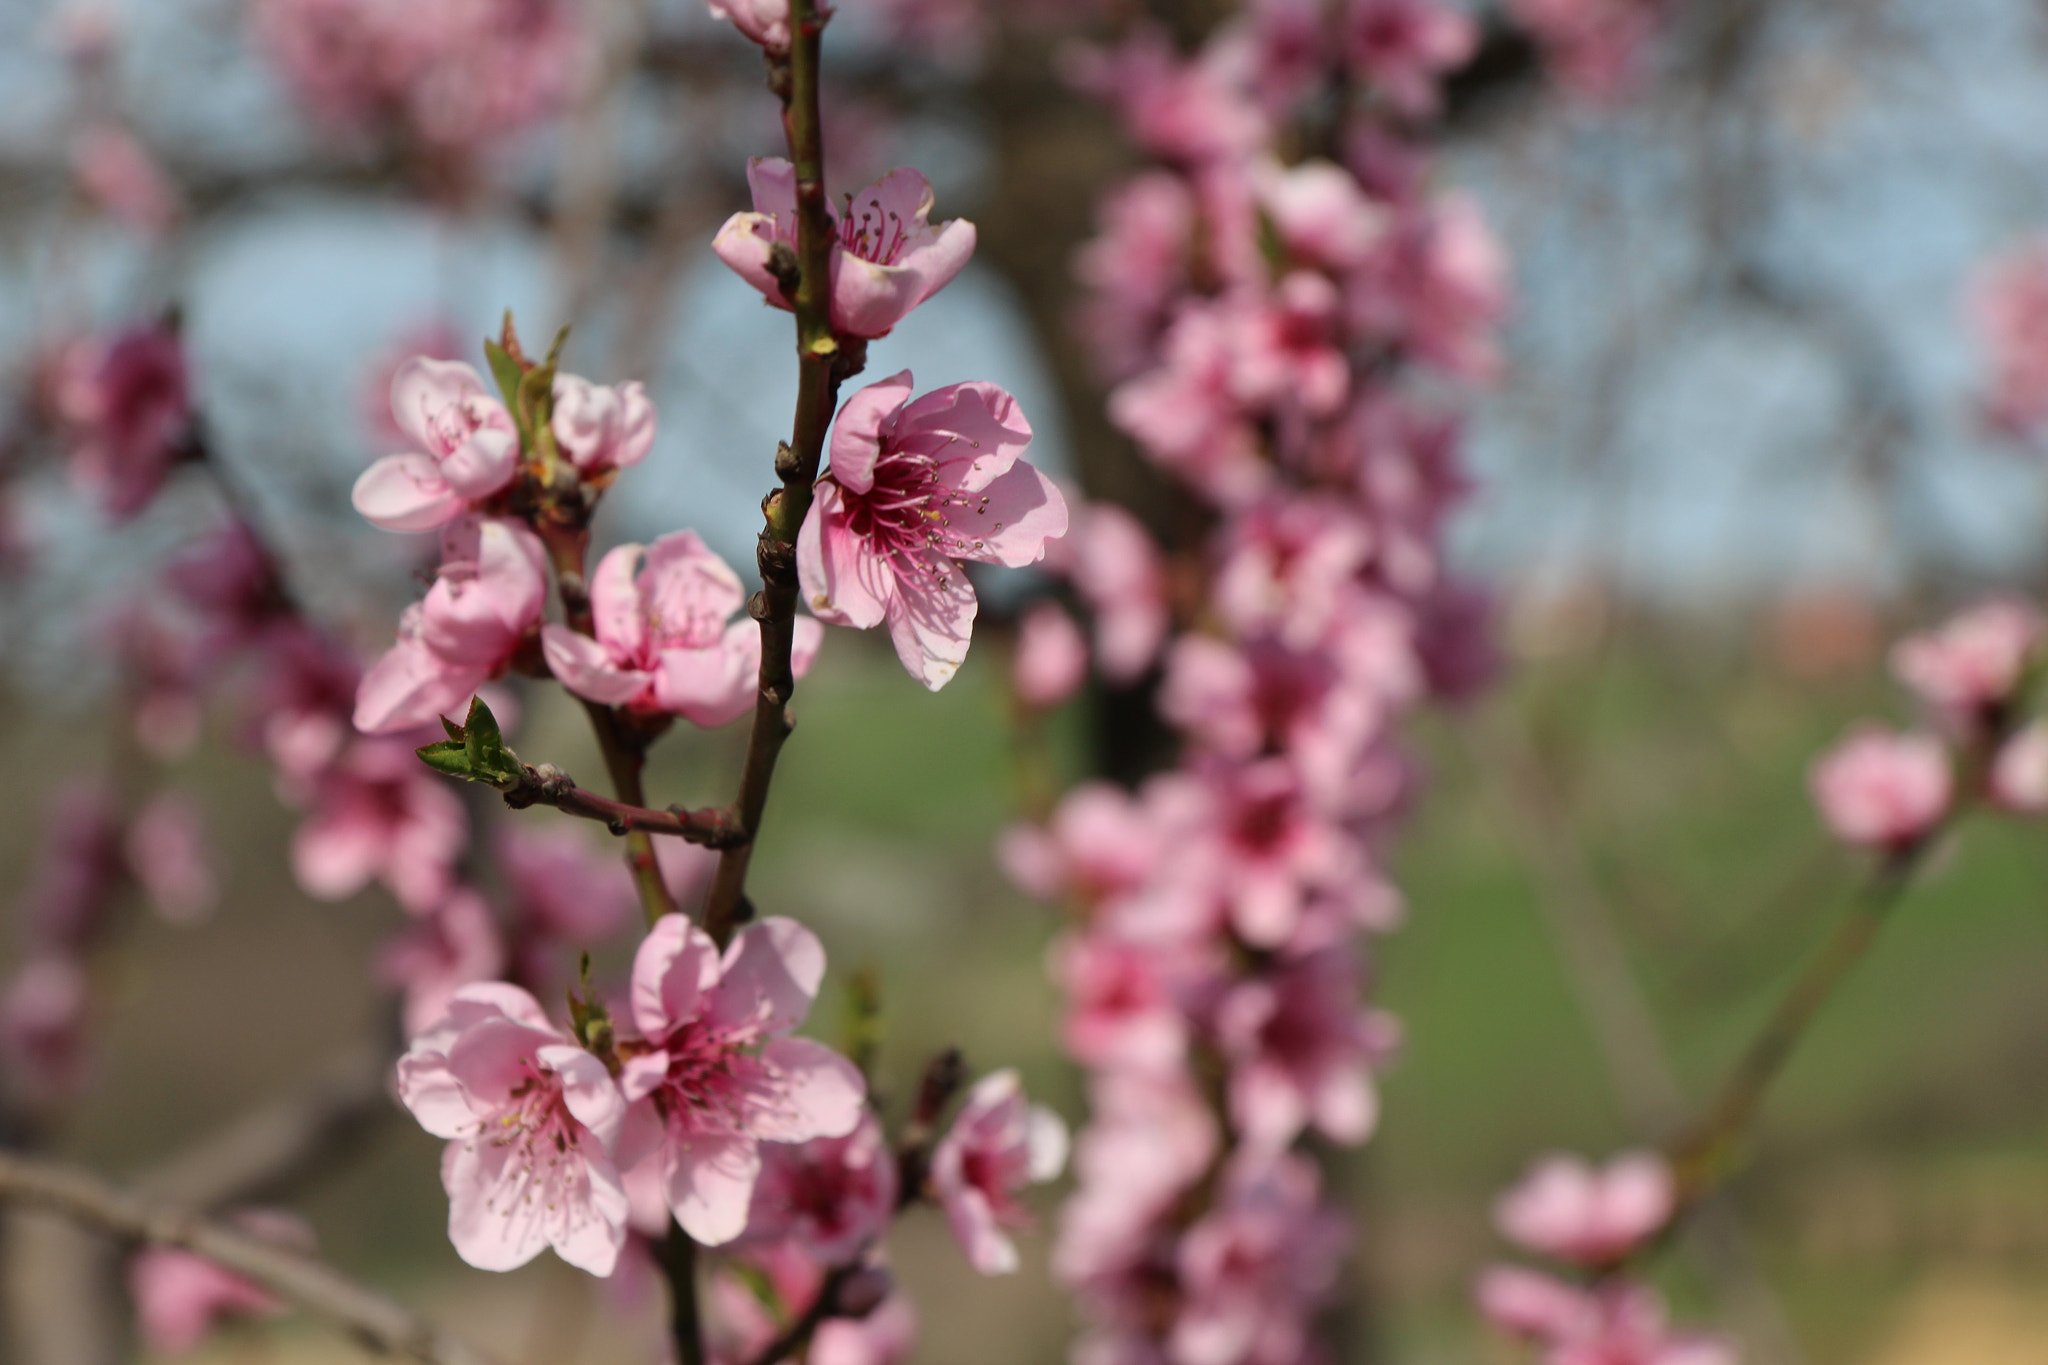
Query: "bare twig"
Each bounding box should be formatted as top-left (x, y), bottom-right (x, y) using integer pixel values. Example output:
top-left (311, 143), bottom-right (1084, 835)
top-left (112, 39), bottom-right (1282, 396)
top-left (500, 762), bottom-right (746, 848)
top-left (0, 1151), bottom-right (501, 1365)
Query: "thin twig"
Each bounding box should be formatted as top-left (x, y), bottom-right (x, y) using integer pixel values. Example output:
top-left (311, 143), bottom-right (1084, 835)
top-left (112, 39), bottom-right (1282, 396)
top-left (500, 762), bottom-right (746, 847)
top-left (700, 0), bottom-right (859, 949)
top-left (0, 1151), bottom-right (501, 1365)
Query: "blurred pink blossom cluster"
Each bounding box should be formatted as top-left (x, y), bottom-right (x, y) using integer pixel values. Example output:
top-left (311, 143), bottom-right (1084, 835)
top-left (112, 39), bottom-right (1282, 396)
top-left (1969, 237), bottom-right (2048, 440)
top-left (1809, 597), bottom-right (2047, 849)
top-left (1506, 0), bottom-right (1672, 102)
top-left (251, 0), bottom-right (590, 159)
top-left (1476, 1152), bottom-right (1733, 1364)
top-left (1001, 5), bottom-right (1507, 1362)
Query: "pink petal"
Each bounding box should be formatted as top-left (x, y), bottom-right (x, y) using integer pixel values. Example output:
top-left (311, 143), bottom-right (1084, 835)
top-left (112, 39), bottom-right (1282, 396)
top-left (900, 382), bottom-right (1033, 491)
top-left (755, 1037), bottom-right (866, 1142)
top-left (711, 213), bottom-right (794, 312)
top-left (943, 460), bottom-right (1068, 569)
top-left (438, 425), bottom-right (519, 500)
top-left (712, 916), bottom-right (827, 1035)
top-left (745, 156), bottom-right (798, 218)
top-left (443, 1139), bottom-right (550, 1272)
top-left (831, 256), bottom-right (934, 340)
top-left (945, 1185), bottom-right (1019, 1275)
top-left (642, 531), bottom-right (746, 646)
top-left (664, 1129), bottom-right (762, 1246)
top-left (352, 454), bottom-right (462, 532)
top-left (543, 1044), bottom-right (627, 1150)
top-left (797, 483), bottom-right (895, 629)
top-left (1025, 1107), bottom-right (1069, 1182)
top-left (827, 371), bottom-right (916, 494)
top-left (541, 625), bottom-right (648, 707)
top-left (884, 551), bottom-right (977, 690)
top-left (395, 1053), bottom-right (473, 1139)
top-left (354, 637), bottom-right (479, 734)
top-left (291, 806), bottom-right (381, 901)
top-left (630, 913), bottom-right (720, 1038)
top-left (589, 542), bottom-right (650, 662)
top-left (791, 615), bottom-right (825, 677)
top-left (552, 1129), bottom-right (630, 1277)
top-left (652, 634), bottom-right (753, 727)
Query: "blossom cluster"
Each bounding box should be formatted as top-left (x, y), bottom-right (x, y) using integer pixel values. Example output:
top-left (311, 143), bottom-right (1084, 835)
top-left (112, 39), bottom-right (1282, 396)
top-left (998, 5), bottom-right (1508, 1362)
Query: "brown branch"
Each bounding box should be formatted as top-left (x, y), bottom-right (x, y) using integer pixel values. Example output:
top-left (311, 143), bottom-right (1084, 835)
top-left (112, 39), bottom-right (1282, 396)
top-left (700, 0), bottom-right (858, 950)
top-left (0, 1151), bottom-right (501, 1365)
top-left (500, 761), bottom-right (746, 848)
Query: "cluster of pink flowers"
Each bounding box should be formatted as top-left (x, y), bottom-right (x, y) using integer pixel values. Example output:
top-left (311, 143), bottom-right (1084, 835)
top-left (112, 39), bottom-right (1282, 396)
top-left (1000, 5), bottom-right (1507, 1362)
top-left (1809, 598), bottom-right (2046, 851)
top-left (251, 0), bottom-right (589, 160)
top-left (1968, 238), bottom-right (2048, 440)
top-left (1477, 1152), bottom-right (1734, 1364)
top-left (1505, 0), bottom-right (1672, 102)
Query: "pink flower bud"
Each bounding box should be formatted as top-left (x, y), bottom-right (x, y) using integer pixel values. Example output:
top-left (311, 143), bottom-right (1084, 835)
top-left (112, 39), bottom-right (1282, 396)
top-left (1809, 725), bottom-right (1951, 851)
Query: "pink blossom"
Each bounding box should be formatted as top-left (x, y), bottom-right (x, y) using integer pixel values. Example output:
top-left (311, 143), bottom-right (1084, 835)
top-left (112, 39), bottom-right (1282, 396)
top-left (1062, 27), bottom-right (1269, 167)
top-left (743, 1109), bottom-right (899, 1262)
top-left (931, 1069), bottom-right (1068, 1275)
top-left (541, 531), bottom-right (822, 724)
top-left (243, 624), bottom-right (363, 782)
top-left (1050, 930), bottom-right (1194, 1074)
top-left (617, 915), bottom-right (865, 1245)
top-left (379, 890), bottom-right (509, 1036)
top-left (1074, 171), bottom-right (1196, 381)
top-left (496, 828), bottom-right (637, 988)
top-left (396, 983), bottom-right (629, 1275)
top-left (1808, 725), bottom-right (1951, 852)
top-left (166, 518), bottom-right (289, 652)
top-left (1110, 304), bottom-right (1268, 507)
top-left (1212, 495), bottom-right (1376, 649)
top-left (1227, 274), bottom-right (1352, 421)
top-left (1216, 945), bottom-right (1396, 1150)
top-left (129, 1211), bottom-right (310, 1355)
top-left (1014, 601), bottom-right (1089, 707)
top-left (0, 955), bottom-right (90, 1106)
top-left (1047, 501), bottom-right (1171, 683)
top-left (253, 0), bottom-right (587, 156)
top-left (997, 781), bottom-right (1167, 908)
top-left (71, 123), bottom-right (179, 236)
top-left (798, 371), bottom-right (1068, 689)
top-left (1971, 237), bottom-right (2048, 437)
top-left (125, 792), bottom-right (218, 926)
top-left (553, 373), bottom-right (656, 476)
top-left (813, 1293), bottom-right (919, 1365)
top-left (1494, 1151), bottom-right (1675, 1266)
top-left (1171, 1153), bottom-right (1351, 1365)
top-left (355, 517), bottom-right (548, 734)
top-left (360, 322), bottom-right (465, 451)
top-left (1055, 1074), bottom-right (1219, 1301)
top-left (351, 358), bottom-right (520, 533)
top-left (1353, 195), bottom-right (1510, 381)
top-left (1890, 598), bottom-right (2041, 726)
top-left (1343, 0), bottom-right (1478, 118)
top-left (713, 160), bottom-right (976, 339)
top-left (291, 737), bottom-right (468, 911)
top-left (1256, 158), bottom-right (1389, 273)
top-left (1477, 1268), bottom-right (1736, 1365)
top-left (706, 0), bottom-right (829, 54)
top-left (52, 323), bottom-right (193, 520)
top-left (1990, 720), bottom-right (2048, 814)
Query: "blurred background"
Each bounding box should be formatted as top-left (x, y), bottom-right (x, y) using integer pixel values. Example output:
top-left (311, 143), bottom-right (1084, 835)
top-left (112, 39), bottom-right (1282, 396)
top-left (3, 0), bottom-right (2048, 1361)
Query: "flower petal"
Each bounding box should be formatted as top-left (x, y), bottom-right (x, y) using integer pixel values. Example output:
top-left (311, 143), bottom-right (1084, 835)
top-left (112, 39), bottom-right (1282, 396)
top-left (630, 913), bottom-right (720, 1039)
top-left (884, 552), bottom-right (977, 690)
top-left (797, 482), bottom-right (894, 629)
top-left (541, 625), bottom-right (648, 707)
top-left (712, 916), bottom-right (827, 1037)
top-left (663, 1129), bottom-right (762, 1246)
top-left (352, 454), bottom-right (461, 532)
top-left (756, 1037), bottom-right (866, 1143)
top-left (826, 371), bottom-right (915, 494)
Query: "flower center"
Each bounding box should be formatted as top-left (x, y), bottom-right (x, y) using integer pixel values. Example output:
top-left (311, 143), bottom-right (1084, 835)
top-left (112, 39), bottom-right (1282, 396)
top-left (839, 199), bottom-right (913, 266)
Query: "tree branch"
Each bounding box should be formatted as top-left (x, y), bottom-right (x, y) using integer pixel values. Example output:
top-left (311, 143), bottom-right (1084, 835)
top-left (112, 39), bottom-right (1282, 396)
top-left (500, 761), bottom-right (746, 848)
top-left (0, 1151), bottom-right (501, 1365)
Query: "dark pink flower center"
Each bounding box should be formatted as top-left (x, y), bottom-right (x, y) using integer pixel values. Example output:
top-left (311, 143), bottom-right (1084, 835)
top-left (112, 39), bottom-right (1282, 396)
top-left (653, 1019), bottom-right (755, 1131)
top-left (839, 199), bottom-right (914, 266)
top-left (421, 395), bottom-right (491, 459)
top-left (833, 446), bottom-right (998, 572)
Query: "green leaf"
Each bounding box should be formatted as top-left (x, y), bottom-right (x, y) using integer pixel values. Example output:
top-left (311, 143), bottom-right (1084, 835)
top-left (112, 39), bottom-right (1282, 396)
top-left (483, 338), bottom-right (524, 415)
top-left (460, 696), bottom-right (522, 786)
top-left (415, 740), bottom-right (473, 779)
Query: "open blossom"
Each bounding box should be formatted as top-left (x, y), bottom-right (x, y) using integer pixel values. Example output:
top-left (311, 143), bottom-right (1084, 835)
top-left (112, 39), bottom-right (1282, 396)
top-left (541, 531), bottom-right (822, 725)
top-left (1809, 725), bottom-right (1951, 851)
top-left (129, 1211), bottom-right (310, 1356)
top-left (351, 358), bottom-right (520, 533)
top-left (798, 371), bottom-right (1068, 689)
top-left (553, 374), bottom-right (655, 476)
top-left (1494, 1151), bottom-right (1674, 1267)
top-left (713, 160), bottom-right (976, 339)
top-left (396, 983), bottom-right (629, 1276)
top-left (1890, 598), bottom-right (2040, 725)
top-left (1477, 1267), bottom-right (1736, 1365)
top-left (355, 517), bottom-right (547, 734)
top-left (617, 916), bottom-right (865, 1245)
top-left (1047, 500), bottom-right (1171, 683)
top-left (743, 1110), bottom-right (899, 1262)
top-left (291, 737), bottom-right (467, 911)
top-left (1216, 945), bottom-right (1397, 1150)
top-left (1172, 1153), bottom-right (1352, 1365)
top-left (931, 1069), bottom-right (1069, 1275)
top-left (51, 322), bottom-right (193, 520)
